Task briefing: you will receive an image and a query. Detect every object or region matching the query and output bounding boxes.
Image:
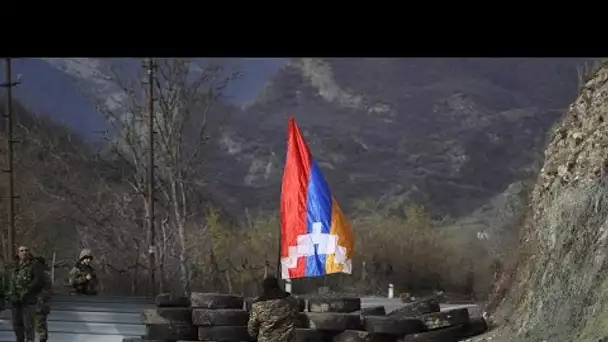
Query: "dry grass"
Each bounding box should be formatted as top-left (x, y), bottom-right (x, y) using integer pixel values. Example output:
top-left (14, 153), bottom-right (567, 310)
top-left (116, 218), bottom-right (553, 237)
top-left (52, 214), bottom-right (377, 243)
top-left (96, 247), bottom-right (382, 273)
top-left (185, 202), bottom-right (508, 298)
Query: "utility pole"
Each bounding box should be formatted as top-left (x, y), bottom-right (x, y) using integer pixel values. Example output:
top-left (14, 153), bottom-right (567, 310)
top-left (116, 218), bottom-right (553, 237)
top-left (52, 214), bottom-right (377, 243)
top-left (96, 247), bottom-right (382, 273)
top-left (146, 58), bottom-right (156, 295)
top-left (2, 58), bottom-right (20, 261)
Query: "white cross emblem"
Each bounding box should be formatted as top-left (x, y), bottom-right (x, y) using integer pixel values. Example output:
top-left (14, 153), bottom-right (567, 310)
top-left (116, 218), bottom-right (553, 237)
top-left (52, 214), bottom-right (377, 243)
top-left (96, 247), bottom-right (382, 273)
top-left (281, 222), bottom-right (352, 279)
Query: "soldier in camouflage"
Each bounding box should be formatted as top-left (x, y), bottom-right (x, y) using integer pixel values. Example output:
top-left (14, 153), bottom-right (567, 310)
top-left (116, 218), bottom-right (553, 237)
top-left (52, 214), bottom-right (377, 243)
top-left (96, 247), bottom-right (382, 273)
top-left (33, 257), bottom-right (52, 342)
top-left (68, 249), bottom-right (98, 295)
top-left (6, 246), bottom-right (47, 342)
top-left (247, 276), bottom-right (300, 342)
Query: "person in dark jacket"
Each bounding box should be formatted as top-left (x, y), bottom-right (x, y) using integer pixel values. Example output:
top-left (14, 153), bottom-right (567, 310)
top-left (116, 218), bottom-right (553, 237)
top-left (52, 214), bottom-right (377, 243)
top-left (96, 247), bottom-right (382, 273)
top-left (247, 276), bottom-right (300, 342)
top-left (68, 249), bottom-right (98, 295)
top-left (6, 246), bottom-right (47, 342)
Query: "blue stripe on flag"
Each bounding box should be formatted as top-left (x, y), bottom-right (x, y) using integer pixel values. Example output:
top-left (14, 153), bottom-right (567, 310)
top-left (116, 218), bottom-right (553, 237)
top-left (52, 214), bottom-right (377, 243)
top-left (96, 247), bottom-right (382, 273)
top-left (304, 160), bottom-right (333, 277)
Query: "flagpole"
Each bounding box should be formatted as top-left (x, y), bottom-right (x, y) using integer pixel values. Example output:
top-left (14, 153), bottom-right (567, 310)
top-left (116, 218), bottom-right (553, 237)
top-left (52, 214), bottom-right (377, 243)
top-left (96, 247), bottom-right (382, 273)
top-left (278, 117), bottom-right (290, 293)
top-left (277, 206), bottom-right (292, 293)
top-left (278, 117), bottom-right (287, 291)
top-left (277, 242), bottom-right (293, 293)
top-left (276, 229), bottom-right (282, 281)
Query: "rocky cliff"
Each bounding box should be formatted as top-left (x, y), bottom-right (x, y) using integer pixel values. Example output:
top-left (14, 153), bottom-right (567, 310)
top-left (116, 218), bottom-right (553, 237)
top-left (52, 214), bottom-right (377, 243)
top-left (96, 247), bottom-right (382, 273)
top-left (492, 61), bottom-right (608, 342)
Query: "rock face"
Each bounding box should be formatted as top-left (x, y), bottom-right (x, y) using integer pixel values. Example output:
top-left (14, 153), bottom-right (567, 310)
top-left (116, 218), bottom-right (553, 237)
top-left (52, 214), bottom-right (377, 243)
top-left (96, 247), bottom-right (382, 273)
top-left (205, 58), bottom-right (589, 218)
top-left (497, 61), bottom-right (608, 341)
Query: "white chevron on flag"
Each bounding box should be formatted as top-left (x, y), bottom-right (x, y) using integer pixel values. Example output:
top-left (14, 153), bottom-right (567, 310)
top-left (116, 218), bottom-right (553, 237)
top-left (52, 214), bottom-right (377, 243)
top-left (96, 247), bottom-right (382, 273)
top-left (281, 222), bottom-right (352, 278)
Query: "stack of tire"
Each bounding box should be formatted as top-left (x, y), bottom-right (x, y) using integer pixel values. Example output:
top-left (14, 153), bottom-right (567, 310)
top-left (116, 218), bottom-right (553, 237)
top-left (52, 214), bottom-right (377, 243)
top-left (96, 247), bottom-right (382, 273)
top-left (131, 292), bottom-right (488, 342)
top-left (301, 296), bottom-right (361, 342)
top-left (190, 292), bottom-right (253, 341)
top-left (386, 296), bottom-right (488, 341)
top-left (138, 293), bottom-right (198, 341)
top-left (301, 295), bottom-right (487, 342)
top-left (299, 296), bottom-right (398, 342)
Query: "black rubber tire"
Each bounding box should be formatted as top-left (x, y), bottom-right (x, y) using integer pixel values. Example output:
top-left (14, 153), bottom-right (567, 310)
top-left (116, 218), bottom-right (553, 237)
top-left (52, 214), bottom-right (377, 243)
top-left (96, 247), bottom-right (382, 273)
top-left (155, 293), bottom-right (190, 307)
top-left (294, 296), bottom-right (307, 312)
top-left (190, 292), bottom-right (245, 309)
top-left (122, 339), bottom-right (165, 342)
top-left (459, 316), bottom-right (488, 338)
top-left (361, 306), bottom-right (386, 316)
top-left (305, 312), bottom-right (362, 331)
top-left (145, 323), bottom-right (198, 340)
top-left (297, 312), bottom-right (310, 328)
top-left (192, 308), bottom-right (249, 326)
top-left (398, 325), bottom-right (464, 342)
top-left (419, 308), bottom-right (470, 330)
top-left (308, 297), bottom-right (361, 313)
top-left (364, 316), bottom-right (427, 335)
top-left (387, 300), bottom-right (440, 317)
top-left (296, 328), bottom-right (327, 342)
top-left (197, 325), bottom-right (253, 341)
top-left (142, 307), bottom-right (191, 324)
top-left (331, 330), bottom-right (398, 342)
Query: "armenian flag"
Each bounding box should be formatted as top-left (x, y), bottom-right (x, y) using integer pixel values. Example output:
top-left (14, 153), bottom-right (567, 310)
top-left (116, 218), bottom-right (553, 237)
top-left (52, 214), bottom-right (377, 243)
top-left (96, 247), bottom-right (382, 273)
top-left (280, 116), bottom-right (354, 280)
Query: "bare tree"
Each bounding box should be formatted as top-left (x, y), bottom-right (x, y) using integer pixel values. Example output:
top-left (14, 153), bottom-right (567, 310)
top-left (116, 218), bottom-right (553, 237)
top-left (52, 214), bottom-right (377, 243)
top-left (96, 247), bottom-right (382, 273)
top-left (91, 58), bottom-right (239, 293)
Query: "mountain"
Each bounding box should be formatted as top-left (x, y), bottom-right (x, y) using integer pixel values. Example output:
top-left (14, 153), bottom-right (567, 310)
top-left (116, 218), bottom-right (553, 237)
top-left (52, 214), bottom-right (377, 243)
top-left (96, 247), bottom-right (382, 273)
top-left (204, 58), bottom-right (592, 218)
top-left (4, 57), bottom-right (592, 220)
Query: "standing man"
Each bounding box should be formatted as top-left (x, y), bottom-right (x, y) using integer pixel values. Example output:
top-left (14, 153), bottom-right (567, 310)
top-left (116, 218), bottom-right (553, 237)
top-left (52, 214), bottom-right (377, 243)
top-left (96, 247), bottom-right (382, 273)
top-left (34, 257), bottom-right (52, 342)
top-left (68, 249), bottom-right (98, 295)
top-left (247, 276), bottom-right (300, 342)
top-left (6, 246), bottom-right (47, 342)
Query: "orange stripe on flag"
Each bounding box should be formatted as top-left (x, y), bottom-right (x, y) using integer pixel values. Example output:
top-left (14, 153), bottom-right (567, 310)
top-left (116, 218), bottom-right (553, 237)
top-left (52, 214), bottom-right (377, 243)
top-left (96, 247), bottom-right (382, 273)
top-left (325, 198), bottom-right (354, 274)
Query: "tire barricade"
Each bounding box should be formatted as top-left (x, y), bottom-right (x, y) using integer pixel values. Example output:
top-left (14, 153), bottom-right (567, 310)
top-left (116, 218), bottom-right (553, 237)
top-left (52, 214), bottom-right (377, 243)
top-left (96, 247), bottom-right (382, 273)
top-left (128, 293), bottom-right (488, 342)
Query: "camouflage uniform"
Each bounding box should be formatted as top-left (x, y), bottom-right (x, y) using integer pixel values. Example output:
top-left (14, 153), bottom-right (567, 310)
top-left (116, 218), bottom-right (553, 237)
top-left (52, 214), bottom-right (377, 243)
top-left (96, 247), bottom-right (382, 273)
top-left (247, 288), bottom-right (300, 342)
top-left (34, 257), bottom-right (52, 342)
top-left (68, 249), bottom-right (98, 295)
top-left (6, 255), bottom-right (47, 342)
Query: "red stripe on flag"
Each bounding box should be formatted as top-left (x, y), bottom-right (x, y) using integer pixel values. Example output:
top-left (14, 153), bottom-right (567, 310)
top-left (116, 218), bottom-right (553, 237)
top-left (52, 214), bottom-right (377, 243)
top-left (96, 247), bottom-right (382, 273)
top-left (280, 116), bottom-right (312, 279)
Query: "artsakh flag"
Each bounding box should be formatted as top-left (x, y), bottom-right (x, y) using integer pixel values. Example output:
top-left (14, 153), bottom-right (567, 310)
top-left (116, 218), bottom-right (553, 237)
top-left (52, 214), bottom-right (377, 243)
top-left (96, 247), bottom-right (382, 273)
top-left (280, 116), bottom-right (354, 279)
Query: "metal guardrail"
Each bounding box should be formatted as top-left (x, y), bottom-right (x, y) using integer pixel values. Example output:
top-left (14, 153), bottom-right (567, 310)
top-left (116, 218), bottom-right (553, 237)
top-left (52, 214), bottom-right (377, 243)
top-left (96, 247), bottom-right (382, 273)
top-left (0, 296), bottom-right (154, 342)
top-left (0, 331), bottom-right (143, 342)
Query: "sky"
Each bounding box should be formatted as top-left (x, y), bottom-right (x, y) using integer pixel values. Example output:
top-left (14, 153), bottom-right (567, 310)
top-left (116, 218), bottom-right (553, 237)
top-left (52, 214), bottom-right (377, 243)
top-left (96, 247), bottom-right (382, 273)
top-left (0, 58), bottom-right (287, 137)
